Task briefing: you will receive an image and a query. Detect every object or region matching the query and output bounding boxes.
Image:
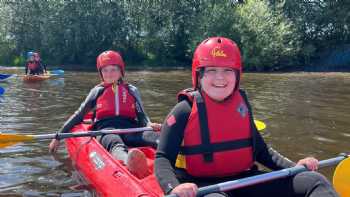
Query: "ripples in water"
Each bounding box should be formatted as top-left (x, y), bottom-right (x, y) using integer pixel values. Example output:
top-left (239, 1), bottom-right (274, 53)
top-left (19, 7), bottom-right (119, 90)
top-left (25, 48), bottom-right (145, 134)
top-left (1, 70), bottom-right (350, 195)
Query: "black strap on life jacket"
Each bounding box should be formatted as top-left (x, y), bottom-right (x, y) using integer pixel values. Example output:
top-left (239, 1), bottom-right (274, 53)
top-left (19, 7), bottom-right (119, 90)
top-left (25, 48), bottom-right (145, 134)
top-left (194, 91), bottom-right (213, 162)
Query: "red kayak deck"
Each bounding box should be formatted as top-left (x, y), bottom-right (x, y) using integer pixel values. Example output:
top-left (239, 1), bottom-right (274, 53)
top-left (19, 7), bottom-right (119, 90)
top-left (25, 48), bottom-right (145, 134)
top-left (65, 124), bottom-right (164, 197)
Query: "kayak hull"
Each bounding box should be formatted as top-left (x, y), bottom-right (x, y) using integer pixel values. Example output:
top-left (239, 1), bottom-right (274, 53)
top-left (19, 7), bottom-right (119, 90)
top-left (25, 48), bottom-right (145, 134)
top-left (23, 75), bottom-right (51, 82)
top-left (65, 124), bottom-right (164, 197)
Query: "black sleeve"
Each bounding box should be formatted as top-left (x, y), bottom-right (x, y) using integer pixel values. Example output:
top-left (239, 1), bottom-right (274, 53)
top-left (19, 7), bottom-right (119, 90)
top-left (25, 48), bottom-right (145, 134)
top-left (58, 86), bottom-right (103, 134)
top-left (41, 61), bottom-right (47, 71)
top-left (254, 129), bottom-right (296, 170)
top-left (25, 62), bottom-right (28, 74)
top-left (155, 101), bottom-right (192, 194)
top-left (136, 111), bottom-right (148, 127)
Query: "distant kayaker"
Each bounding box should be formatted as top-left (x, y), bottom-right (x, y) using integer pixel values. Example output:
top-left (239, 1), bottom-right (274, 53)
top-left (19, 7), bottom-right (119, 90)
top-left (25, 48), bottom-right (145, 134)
top-left (25, 52), bottom-right (47, 75)
top-left (154, 37), bottom-right (338, 197)
top-left (49, 50), bottom-right (161, 179)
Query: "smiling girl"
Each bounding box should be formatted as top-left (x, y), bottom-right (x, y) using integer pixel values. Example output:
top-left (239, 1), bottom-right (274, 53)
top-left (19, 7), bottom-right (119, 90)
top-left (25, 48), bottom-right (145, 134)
top-left (155, 37), bottom-right (338, 197)
top-left (49, 50), bottom-right (161, 179)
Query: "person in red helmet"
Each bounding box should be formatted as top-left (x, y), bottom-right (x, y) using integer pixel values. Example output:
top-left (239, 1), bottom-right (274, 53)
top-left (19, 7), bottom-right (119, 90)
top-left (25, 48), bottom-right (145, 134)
top-left (25, 52), bottom-right (47, 75)
top-left (155, 37), bottom-right (338, 197)
top-left (49, 50), bottom-right (161, 179)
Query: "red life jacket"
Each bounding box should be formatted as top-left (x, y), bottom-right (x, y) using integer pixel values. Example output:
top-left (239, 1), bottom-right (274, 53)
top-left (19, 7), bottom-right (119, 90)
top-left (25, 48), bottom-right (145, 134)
top-left (28, 61), bottom-right (39, 70)
top-left (95, 83), bottom-right (137, 121)
top-left (176, 89), bottom-right (254, 177)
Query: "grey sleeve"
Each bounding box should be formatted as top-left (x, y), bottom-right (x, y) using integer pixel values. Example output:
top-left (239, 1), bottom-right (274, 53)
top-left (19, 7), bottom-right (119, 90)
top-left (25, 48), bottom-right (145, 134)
top-left (128, 84), bottom-right (151, 126)
top-left (58, 86), bottom-right (103, 133)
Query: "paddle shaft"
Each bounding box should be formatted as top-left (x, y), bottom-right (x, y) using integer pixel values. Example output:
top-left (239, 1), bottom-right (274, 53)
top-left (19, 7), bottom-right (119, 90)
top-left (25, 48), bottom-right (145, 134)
top-left (29, 127), bottom-right (153, 140)
top-left (166, 155), bottom-right (347, 197)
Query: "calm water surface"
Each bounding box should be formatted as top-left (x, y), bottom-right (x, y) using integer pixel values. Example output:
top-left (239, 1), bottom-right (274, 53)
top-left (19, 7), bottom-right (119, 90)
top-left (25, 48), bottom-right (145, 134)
top-left (0, 69), bottom-right (350, 196)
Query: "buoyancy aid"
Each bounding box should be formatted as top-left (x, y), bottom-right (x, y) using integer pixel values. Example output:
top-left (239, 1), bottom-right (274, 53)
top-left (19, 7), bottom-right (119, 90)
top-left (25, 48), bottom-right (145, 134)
top-left (27, 61), bottom-right (39, 70)
top-left (95, 83), bottom-right (137, 121)
top-left (176, 89), bottom-right (254, 177)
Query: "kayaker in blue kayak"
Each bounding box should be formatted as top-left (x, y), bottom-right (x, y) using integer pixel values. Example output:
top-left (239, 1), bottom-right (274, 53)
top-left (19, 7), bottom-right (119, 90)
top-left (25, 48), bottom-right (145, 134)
top-left (155, 37), bottom-right (338, 197)
top-left (25, 52), bottom-right (47, 75)
top-left (49, 50), bottom-right (161, 179)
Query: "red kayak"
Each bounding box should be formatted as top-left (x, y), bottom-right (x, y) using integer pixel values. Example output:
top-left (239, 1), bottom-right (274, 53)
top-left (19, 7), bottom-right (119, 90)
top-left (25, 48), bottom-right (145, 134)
top-left (22, 74), bottom-right (51, 82)
top-left (65, 123), bottom-right (164, 197)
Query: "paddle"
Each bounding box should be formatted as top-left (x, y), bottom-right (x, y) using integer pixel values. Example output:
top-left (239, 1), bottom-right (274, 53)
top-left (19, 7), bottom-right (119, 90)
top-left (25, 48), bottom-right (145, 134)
top-left (0, 73), bottom-right (14, 82)
top-left (333, 154), bottom-right (350, 197)
top-left (165, 154), bottom-right (349, 197)
top-left (0, 86), bottom-right (4, 95)
top-left (254, 119), bottom-right (266, 131)
top-left (0, 69), bottom-right (64, 80)
top-left (48, 69), bottom-right (64, 76)
top-left (0, 127), bottom-right (153, 148)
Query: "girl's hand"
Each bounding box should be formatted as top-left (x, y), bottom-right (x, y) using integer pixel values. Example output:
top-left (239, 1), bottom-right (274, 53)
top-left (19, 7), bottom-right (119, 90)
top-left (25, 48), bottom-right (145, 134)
top-left (49, 139), bottom-right (60, 153)
top-left (296, 157), bottom-right (319, 171)
top-left (150, 122), bottom-right (162, 132)
top-left (170, 183), bottom-right (198, 197)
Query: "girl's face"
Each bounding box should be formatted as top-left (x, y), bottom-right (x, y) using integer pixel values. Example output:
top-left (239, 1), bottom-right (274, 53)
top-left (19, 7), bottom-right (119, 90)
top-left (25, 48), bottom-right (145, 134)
top-left (200, 66), bottom-right (236, 101)
top-left (101, 65), bottom-right (122, 84)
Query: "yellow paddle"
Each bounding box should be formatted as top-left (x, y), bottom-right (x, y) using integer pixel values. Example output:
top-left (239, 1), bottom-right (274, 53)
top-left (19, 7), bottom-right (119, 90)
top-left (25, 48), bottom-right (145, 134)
top-left (0, 134), bottom-right (34, 148)
top-left (254, 119), bottom-right (266, 131)
top-left (0, 127), bottom-right (153, 148)
top-left (333, 155), bottom-right (350, 197)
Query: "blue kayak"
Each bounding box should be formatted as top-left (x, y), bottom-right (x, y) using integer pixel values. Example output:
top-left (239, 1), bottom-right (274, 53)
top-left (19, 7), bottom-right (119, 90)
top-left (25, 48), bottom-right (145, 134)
top-left (0, 86), bottom-right (4, 95)
top-left (0, 74), bottom-right (14, 82)
top-left (49, 69), bottom-right (64, 75)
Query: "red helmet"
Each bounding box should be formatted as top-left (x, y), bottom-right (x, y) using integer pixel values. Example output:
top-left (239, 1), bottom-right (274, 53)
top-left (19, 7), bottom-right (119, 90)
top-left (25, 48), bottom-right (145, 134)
top-left (96, 50), bottom-right (125, 76)
top-left (192, 37), bottom-right (242, 88)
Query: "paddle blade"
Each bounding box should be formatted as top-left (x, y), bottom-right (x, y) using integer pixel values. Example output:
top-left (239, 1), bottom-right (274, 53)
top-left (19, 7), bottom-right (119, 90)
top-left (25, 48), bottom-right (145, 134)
top-left (0, 87), bottom-right (4, 95)
top-left (0, 74), bottom-right (14, 81)
top-left (254, 120), bottom-right (266, 131)
top-left (333, 157), bottom-right (350, 197)
top-left (0, 141), bottom-right (20, 148)
top-left (0, 133), bottom-right (34, 148)
top-left (50, 69), bottom-right (64, 75)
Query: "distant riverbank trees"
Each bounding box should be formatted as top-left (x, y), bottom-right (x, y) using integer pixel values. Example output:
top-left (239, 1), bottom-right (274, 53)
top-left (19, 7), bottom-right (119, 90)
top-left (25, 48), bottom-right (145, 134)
top-left (0, 0), bottom-right (349, 71)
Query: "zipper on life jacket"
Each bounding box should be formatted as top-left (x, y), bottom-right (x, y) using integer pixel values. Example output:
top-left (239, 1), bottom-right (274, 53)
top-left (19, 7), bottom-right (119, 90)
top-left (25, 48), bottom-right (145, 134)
top-left (114, 84), bottom-right (120, 116)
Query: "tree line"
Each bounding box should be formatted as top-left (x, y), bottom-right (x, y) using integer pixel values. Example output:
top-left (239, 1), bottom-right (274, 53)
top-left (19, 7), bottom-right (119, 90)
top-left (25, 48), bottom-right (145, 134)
top-left (0, 0), bottom-right (349, 71)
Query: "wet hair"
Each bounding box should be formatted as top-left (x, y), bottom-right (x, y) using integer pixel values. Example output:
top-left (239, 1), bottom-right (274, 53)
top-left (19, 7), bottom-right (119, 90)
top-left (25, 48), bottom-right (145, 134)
top-left (194, 68), bottom-right (204, 90)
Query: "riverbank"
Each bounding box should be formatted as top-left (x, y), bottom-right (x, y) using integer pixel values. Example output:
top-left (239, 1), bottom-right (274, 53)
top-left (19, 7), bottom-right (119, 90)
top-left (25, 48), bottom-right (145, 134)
top-left (1, 64), bottom-right (349, 73)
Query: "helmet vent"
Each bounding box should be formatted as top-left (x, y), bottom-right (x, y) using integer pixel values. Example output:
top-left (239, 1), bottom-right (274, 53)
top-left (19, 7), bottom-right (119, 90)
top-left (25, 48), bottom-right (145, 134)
top-left (217, 38), bottom-right (222, 43)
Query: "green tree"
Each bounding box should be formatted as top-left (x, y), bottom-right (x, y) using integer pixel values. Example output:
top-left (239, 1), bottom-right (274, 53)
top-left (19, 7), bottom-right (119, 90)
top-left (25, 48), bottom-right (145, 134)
top-left (1, 0), bottom-right (348, 70)
top-left (236, 0), bottom-right (301, 70)
top-left (273, 0), bottom-right (350, 67)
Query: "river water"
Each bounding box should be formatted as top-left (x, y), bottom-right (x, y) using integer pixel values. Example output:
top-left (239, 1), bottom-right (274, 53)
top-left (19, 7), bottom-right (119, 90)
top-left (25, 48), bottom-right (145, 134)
top-left (0, 69), bottom-right (350, 196)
